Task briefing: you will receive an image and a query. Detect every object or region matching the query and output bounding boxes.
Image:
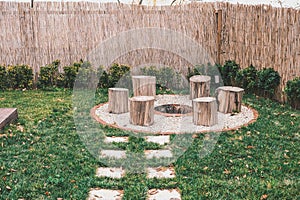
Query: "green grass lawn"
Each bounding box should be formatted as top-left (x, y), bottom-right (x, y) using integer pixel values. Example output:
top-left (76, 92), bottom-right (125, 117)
top-left (0, 89), bottom-right (299, 199)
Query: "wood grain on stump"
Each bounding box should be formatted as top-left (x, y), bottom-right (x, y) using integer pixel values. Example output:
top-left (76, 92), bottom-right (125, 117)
top-left (192, 97), bottom-right (218, 126)
top-left (108, 88), bottom-right (129, 114)
top-left (216, 86), bottom-right (244, 113)
top-left (129, 96), bottom-right (155, 126)
top-left (132, 76), bottom-right (156, 97)
top-left (189, 75), bottom-right (211, 99)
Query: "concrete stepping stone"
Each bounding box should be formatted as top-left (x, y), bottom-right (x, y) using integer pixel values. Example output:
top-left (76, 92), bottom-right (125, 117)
top-left (0, 108), bottom-right (18, 130)
top-left (100, 150), bottom-right (126, 159)
top-left (145, 135), bottom-right (170, 145)
top-left (146, 166), bottom-right (175, 178)
top-left (88, 188), bottom-right (123, 200)
top-left (145, 150), bottom-right (173, 159)
top-left (104, 136), bottom-right (129, 143)
top-left (96, 167), bottom-right (125, 179)
top-left (147, 189), bottom-right (181, 200)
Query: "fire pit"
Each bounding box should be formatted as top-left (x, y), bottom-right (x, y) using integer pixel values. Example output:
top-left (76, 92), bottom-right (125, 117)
top-left (154, 104), bottom-right (192, 117)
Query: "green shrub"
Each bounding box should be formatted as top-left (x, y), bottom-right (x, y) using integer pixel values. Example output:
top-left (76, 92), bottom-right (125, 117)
top-left (63, 62), bottom-right (80, 88)
top-left (38, 60), bottom-right (61, 89)
top-left (219, 60), bottom-right (240, 86)
top-left (7, 64), bottom-right (33, 89)
top-left (0, 65), bottom-right (7, 90)
top-left (97, 66), bottom-right (108, 89)
top-left (141, 66), bottom-right (185, 92)
top-left (285, 77), bottom-right (300, 109)
top-left (257, 68), bottom-right (280, 99)
top-left (236, 65), bottom-right (258, 93)
top-left (187, 65), bottom-right (204, 80)
top-left (74, 61), bottom-right (98, 89)
top-left (106, 63), bottom-right (131, 88)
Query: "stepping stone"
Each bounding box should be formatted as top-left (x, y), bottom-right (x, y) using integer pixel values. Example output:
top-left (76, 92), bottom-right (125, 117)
top-left (104, 136), bottom-right (129, 143)
top-left (96, 167), bottom-right (125, 179)
top-left (145, 135), bottom-right (170, 145)
top-left (88, 188), bottom-right (123, 200)
top-left (0, 108), bottom-right (18, 130)
top-left (145, 150), bottom-right (173, 159)
top-left (147, 189), bottom-right (181, 200)
top-left (146, 166), bottom-right (175, 178)
top-left (100, 150), bottom-right (126, 159)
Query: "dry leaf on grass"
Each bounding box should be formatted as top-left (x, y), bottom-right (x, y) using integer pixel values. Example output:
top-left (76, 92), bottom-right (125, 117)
top-left (260, 194), bottom-right (268, 199)
top-left (148, 189), bottom-right (158, 195)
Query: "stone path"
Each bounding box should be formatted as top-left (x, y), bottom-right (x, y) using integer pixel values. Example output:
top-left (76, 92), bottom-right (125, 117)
top-left (0, 108), bottom-right (18, 130)
top-left (88, 135), bottom-right (182, 200)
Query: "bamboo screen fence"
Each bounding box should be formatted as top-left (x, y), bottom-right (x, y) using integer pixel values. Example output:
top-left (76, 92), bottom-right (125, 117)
top-left (0, 2), bottom-right (299, 100)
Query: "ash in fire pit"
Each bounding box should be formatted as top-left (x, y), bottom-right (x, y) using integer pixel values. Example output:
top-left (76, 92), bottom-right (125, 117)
top-left (154, 104), bottom-right (192, 116)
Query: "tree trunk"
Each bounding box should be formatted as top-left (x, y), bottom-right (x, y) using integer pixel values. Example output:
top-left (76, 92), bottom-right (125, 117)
top-left (129, 96), bottom-right (155, 126)
top-left (189, 75), bottom-right (211, 99)
top-left (216, 86), bottom-right (244, 113)
top-left (132, 75), bottom-right (156, 97)
top-left (192, 97), bottom-right (218, 126)
top-left (108, 88), bottom-right (129, 114)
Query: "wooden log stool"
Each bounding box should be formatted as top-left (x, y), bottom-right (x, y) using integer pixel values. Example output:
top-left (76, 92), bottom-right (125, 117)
top-left (192, 97), bottom-right (218, 126)
top-left (132, 76), bottom-right (156, 97)
top-left (216, 86), bottom-right (244, 113)
top-left (129, 96), bottom-right (155, 126)
top-left (189, 75), bottom-right (211, 99)
top-left (108, 88), bottom-right (129, 114)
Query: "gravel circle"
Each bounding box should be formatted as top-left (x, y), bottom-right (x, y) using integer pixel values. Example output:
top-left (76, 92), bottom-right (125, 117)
top-left (94, 94), bottom-right (257, 134)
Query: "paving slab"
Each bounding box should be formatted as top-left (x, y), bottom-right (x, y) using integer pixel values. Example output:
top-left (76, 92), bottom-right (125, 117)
top-left (145, 150), bottom-right (173, 159)
top-left (0, 108), bottom-right (18, 130)
top-left (145, 135), bottom-right (170, 145)
top-left (146, 166), bottom-right (175, 178)
top-left (87, 188), bottom-right (123, 200)
top-left (147, 189), bottom-right (181, 200)
top-left (96, 167), bottom-right (125, 179)
top-left (104, 136), bottom-right (129, 143)
top-left (100, 150), bottom-right (126, 159)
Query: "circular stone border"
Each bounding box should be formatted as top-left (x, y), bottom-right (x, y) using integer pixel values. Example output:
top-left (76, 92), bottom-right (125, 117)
top-left (90, 95), bottom-right (259, 135)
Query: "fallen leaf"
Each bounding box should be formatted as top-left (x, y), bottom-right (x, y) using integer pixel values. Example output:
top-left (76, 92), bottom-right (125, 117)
top-left (260, 194), bottom-right (268, 199)
top-left (56, 98), bottom-right (64, 102)
top-left (148, 189), bottom-right (158, 195)
top-left (284, 154), bottom-right (290, 159)
top-left (247, 146), bottom-right (255, 149)
top-left (223, 169), bottom-right (231, 174)
top-left (17, 125), bottom-right (24, 132)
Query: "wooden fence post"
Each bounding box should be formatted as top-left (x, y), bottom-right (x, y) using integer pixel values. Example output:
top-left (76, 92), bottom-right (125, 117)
top-left (216, 9), bottom-right (222, 65)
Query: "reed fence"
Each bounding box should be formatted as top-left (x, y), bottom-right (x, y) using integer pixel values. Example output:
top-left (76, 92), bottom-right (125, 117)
top-left (0, 2), bottom-right (299, 101)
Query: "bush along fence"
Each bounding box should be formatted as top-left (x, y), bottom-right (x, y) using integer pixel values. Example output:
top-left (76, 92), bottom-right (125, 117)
top-left (0, 60), bottom-right (299, 110)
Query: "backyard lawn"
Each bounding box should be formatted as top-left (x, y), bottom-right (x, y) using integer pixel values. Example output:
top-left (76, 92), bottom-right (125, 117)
top-left (0, 89), bottom-right (299, 199)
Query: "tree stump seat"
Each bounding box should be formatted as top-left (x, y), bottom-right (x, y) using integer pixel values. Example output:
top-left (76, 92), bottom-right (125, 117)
top-left (132, 75), bottom-right (156, 97)
top-left (129, 96), bottom-right (155, 126)
top-left (216, 86), bottom-right (244, 114)
top-left (189, 75), bottom-right (211, 99)
top-left (108, 88), bottom-right (129, 114)
top-left (192, 97), bottom-right (218, 126)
